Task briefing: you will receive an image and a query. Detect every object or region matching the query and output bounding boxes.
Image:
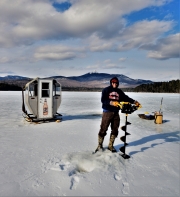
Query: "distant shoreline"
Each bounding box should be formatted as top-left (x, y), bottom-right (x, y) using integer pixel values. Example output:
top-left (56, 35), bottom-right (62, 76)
top-left (1, 89), bottom-right (179, 93)
top-left (0, 79), bottom-right (179, 93)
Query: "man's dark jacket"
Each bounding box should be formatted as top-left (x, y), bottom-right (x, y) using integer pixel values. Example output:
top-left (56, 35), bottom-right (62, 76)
top-left (101, 85), bottom-right (135, 112)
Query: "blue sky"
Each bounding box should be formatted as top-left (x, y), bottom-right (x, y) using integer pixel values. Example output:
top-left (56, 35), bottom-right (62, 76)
top-left (0, 0), bottom-right (179, 81)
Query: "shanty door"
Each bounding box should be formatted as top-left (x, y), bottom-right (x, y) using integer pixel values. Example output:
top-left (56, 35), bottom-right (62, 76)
top-left (38, 80), bottom-right (53, 119)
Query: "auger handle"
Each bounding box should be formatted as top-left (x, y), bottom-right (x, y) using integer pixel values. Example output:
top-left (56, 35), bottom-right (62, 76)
top-left (117, 101), bottom-right (142, 110)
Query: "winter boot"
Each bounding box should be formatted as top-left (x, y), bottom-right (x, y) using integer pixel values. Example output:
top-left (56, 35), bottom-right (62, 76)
top-left (108, 135), bottom-right (117, 153)
top-left (95, 135), bottom-right (104, 153)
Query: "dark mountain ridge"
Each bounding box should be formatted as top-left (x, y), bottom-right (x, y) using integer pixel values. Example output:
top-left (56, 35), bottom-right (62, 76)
top-left (0, 75), bottom-right (31, 81)
top-left (50, 72), bottom-right (153, 85)
top-left (0, 72), bottom-right (153, 88)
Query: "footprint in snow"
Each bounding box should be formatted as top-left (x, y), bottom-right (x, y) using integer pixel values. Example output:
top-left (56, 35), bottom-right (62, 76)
top-left (122, 182), bottom-right (129, 194)
top-left (114, 173), bottom-right (121, 181)
top-left (70, 176), bottom-right (80, 190)
top-left (59, 162), bottom-right (70, 171)
top-left (50, 161), bottom-right (70, 172)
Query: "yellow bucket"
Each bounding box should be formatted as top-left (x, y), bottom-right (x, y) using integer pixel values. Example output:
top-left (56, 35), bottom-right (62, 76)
top-left (155, 112), bottom-right (163, 124)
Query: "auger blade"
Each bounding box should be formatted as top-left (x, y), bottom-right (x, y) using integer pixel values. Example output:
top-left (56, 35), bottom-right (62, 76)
top-left (121, 126), bottom-right (126, 131)
top-left (120, 146), bottom-right (125, 154)
top-left (124, 142), bottom-right (128, 146)
top-left (120, 136), bottom-right (126, 142)
top-left (125, 131), bottom-right (131, 135)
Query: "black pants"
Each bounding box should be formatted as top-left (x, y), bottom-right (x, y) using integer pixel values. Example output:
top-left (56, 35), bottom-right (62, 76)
top-left (98, 111), bottom-right (120, 138)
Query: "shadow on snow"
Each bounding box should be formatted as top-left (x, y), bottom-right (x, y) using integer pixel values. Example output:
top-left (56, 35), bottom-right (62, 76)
top-left (115, 131), bottom-right (180, 156)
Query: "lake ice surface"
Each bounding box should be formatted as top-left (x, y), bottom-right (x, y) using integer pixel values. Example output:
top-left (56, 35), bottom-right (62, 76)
top-left (0, 91), bottom-right (179, 196)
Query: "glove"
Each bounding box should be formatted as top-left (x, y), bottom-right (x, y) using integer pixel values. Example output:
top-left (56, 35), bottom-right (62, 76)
top-left (134, 100), bottom-right (142, 108)
top-left (110, 101), bottom-right (119, 107)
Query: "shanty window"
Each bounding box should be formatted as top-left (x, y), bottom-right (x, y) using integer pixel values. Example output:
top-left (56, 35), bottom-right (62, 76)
top-left (53, 83), bottom-right (61, 96)
top-left (42, 82), bottom-right (50, 97)
top-left (29, 84), bottom-right (34, 97)
top-left (42, 83), bottom-right (49, 89)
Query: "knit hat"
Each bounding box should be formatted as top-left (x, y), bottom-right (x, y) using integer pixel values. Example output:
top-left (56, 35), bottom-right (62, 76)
top-left (110, 77), bottom-right (119, 87)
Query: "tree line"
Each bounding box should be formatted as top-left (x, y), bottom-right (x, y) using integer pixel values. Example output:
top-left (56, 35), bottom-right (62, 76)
top-left (0, 82), bottom-right (22, 91)
top-left (0, 80), bottom-right (179, 93)
top-left (134, 80), bottom-right (180, 93)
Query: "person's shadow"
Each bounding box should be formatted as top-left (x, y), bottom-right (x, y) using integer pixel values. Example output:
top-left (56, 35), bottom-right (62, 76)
top-left (115, 131), bottom-right (180, 156)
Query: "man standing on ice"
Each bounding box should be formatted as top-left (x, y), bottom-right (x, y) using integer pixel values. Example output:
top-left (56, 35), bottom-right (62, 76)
top-left (95, 77), bottom-right (141, 153)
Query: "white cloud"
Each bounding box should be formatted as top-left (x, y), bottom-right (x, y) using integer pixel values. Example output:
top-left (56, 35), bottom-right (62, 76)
top-left (102, 64), bottom-right (124, 69)
top-left (86, 59), bottom-right (126, 70)
top-left (144, 33), bottom-right (180, 60)
top-left (0, 0), bottom-right (170, 47)
top-left (34, 51), bottom-right (76, 61)
top-left (90, 42), bottom-right (114, 52)
top-left (119, 58), bottom-right (127, 62)
top-left (117, 20), bottom-right (174, 50)
top-left (34, 44), bottom-right (86, 61)
top-left (0, 57), bottom-right (10, 63)
top-left (88, 20), bottom-right (174, 53)
top-left (0, 0), bottom-right (178, 80)
top-left (0, 71), bottom-right (15, 76)
top-left (104, 59), bottom-right (111, 64)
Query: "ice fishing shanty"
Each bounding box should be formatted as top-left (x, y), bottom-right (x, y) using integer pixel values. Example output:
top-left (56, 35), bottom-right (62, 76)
top-left (22, 77), bottom-right (62, 122)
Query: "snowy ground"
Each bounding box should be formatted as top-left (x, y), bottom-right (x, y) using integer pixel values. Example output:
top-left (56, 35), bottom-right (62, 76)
top-left (0, 91), bottom-right (179, 196)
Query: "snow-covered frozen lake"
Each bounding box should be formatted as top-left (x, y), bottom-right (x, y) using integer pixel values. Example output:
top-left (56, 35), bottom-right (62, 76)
top-left (0, 91), bottom-right (179, 196)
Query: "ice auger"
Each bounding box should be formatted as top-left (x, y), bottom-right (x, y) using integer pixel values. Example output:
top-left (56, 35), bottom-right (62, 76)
top-left (118, 102), bottom-right (142, 159)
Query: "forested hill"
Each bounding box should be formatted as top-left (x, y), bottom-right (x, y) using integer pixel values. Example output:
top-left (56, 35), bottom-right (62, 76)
top-left (0, 83), bottom-right (22, 91)
top-left (0, 79), bottom-right (179, 93)
top-left (134, 80), bottom-right (180, 93)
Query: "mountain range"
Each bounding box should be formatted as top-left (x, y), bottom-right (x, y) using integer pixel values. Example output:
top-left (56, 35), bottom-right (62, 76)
top-left (0, 72), bottom-right (153, 88)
